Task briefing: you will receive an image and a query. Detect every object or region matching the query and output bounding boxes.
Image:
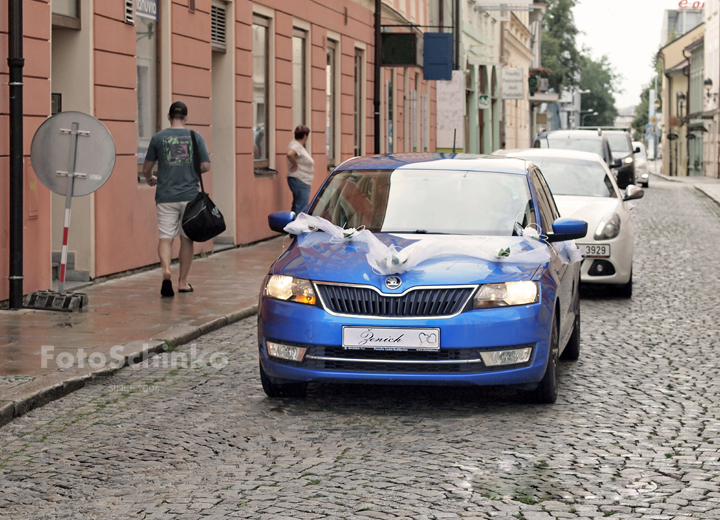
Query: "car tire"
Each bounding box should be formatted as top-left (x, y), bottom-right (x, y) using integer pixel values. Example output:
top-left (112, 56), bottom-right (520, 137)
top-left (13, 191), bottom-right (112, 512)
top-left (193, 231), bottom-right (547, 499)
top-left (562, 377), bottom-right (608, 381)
top-left (561, 295), bottom-right (580, 361)
top-left (615, 270), bottom-right (633, 298)
top-left (260, 362), bottom-right (308, 398)
top-left (524, 315), bottom-right (559, 404)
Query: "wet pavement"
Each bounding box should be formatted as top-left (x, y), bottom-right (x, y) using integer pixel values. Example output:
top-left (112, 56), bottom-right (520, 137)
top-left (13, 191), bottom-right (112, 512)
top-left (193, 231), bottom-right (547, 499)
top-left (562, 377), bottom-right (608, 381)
top-left (0, 237), bottom-right (285, 424)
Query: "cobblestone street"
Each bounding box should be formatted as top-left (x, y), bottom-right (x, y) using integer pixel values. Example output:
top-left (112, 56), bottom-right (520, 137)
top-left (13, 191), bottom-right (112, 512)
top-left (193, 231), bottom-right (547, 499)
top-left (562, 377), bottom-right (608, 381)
top-left (2, 177), bottom-right (720, 519)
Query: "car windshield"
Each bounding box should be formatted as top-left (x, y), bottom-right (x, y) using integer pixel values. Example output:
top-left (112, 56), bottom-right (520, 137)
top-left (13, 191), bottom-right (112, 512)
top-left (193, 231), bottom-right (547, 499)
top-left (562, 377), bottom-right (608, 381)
top-left (546, 137), bottom-right (604, 157)
top-left (523, 157), bottom-right (617, 198)
top-left (310, 169), bottom-right (533, 236)
top-left (606, 133), bottom-right (631, 154)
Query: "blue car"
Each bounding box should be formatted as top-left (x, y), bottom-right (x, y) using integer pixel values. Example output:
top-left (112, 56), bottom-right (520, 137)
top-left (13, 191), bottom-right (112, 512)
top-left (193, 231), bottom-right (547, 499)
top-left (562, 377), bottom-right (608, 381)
top-left (259, 154), bottom-right (587, 403)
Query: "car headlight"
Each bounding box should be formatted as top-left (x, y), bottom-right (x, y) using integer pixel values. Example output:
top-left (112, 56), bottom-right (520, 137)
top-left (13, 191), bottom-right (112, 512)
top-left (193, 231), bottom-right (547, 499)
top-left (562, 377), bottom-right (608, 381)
top-left (263, 275), bottom-right (316, 305)
top-left (594, 213), bottom-right (621, 240)
top-left (624, 157), bottom-right (633, 164)
top-left (473, 281), bottom-right (539, 309)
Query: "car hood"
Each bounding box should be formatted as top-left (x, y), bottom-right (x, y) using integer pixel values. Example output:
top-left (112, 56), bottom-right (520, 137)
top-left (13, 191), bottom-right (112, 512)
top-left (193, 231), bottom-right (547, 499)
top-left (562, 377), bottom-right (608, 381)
top-left (555, 196), bottom-right (619, 234)
top-left (612, 151), bottom-right (632, 161)
top-left (270, 233), bottom-right (545, 289)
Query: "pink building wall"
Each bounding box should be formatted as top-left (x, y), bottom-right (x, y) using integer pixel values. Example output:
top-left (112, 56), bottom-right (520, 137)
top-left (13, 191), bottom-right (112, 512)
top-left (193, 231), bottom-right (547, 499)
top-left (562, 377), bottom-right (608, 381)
top-left (0, 0), bottom-right (437, 301)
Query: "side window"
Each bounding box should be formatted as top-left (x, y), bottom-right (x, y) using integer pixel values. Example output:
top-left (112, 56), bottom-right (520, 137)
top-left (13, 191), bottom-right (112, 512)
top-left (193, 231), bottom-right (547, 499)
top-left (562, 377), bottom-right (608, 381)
top-left (530, 169), bottom-right (554, 234)
top-left (535, 169), bottom-right (561, 220)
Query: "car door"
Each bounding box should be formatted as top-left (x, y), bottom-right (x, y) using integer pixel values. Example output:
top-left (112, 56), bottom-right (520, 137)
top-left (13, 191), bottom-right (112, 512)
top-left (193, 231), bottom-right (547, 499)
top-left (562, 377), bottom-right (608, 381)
top-left (532, 168), bottom-right (575, 347)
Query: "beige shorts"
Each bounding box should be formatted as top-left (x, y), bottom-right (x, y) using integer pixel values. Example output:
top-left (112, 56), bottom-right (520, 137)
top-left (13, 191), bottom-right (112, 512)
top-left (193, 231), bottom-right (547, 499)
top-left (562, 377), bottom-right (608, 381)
top-left (156, 201), bottom-right (189, 239)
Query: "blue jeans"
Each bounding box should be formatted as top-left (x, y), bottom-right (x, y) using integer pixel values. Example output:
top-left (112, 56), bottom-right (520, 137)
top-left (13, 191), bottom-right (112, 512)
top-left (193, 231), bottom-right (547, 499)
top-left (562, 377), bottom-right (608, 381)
top-left (287, 176), bottom-right (311, 215)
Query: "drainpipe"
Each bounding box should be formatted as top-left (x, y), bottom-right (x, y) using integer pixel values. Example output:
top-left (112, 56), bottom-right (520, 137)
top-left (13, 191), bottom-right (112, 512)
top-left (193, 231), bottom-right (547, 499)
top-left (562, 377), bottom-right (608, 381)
top-left (683, 48), bottom-right (691, 175)
top-left (374, 0), bottom-right (382, 154)
top-left (8, 0), bottom-right (24, 309)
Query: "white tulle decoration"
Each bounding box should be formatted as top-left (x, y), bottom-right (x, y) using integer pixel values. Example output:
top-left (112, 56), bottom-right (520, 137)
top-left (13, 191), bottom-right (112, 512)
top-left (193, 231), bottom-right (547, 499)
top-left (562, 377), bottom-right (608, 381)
top-left (284, 213), bottom-right (556, 275)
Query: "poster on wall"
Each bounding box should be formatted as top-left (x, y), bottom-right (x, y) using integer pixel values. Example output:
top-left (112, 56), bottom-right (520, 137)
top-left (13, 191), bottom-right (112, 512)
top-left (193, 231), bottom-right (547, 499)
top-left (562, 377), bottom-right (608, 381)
top-left (436, 70), bottom-right (465, 151)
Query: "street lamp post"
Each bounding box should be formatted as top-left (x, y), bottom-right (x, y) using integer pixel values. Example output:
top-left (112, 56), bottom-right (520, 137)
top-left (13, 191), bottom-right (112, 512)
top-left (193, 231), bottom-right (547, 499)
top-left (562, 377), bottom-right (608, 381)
top-left (582, 111), bottom-right (598, 126)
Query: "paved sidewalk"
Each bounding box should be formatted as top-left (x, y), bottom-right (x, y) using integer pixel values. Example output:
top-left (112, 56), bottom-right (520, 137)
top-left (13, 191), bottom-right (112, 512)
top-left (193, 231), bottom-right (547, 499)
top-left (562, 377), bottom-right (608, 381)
top-left (0, 237), bottom-right (285, 427)
top-left (648, 159), bottom-right (720, 204)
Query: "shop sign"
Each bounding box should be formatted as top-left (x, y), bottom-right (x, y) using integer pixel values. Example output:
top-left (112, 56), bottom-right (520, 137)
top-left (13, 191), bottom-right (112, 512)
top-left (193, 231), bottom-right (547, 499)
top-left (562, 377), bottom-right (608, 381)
top-left (502, 68), bottom-right (524, 100)
top-left (137, 0), bottom-right (158, 21)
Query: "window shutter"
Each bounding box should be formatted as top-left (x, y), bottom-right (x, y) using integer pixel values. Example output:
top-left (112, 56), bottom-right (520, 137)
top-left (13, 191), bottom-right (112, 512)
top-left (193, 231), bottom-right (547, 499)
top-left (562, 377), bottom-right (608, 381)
top-left (211, 2), bottom-right (227, 51)
top-left (124, 0), bottom-right (135, 25)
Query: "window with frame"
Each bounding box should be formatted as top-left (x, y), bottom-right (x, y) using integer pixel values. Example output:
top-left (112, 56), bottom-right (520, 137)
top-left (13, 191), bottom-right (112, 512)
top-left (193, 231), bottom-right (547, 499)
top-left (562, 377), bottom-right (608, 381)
top-left (253, 15), bottom-right (270, 170)
top-left (136, 3), bottom-right (159, 179)
top-left (292, 28), bottom-right (307, 130)
top-left (326, 40), bottom-right (337, 165)
top-left (353, 49), bottom-right (364, 157)
top-left (52, 0), bottom-right (80, 29)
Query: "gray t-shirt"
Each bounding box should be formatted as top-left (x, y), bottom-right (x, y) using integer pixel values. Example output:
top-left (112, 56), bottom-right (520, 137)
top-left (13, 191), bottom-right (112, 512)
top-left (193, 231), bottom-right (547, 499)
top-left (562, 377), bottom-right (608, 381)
top-left (146, 128), bottom-right (211, 203)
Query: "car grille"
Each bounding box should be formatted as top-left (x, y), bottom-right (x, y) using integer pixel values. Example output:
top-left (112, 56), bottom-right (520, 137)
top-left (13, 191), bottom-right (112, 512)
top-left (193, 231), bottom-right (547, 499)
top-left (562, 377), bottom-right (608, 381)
top-left (267, 343), bottom-right (535, 374)
top-left (315, 284), bottom-right (475, 317)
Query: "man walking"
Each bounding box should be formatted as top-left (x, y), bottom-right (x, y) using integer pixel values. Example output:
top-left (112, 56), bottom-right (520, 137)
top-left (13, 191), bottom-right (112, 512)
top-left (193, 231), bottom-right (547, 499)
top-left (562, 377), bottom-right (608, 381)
top-left (143, 101), bottom-right (211, 297)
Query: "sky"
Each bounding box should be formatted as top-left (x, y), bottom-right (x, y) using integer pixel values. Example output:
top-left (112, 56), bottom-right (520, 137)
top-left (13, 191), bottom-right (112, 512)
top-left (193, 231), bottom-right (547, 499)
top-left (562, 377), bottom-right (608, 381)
top-left (572, 0), bottom-right (692, 109)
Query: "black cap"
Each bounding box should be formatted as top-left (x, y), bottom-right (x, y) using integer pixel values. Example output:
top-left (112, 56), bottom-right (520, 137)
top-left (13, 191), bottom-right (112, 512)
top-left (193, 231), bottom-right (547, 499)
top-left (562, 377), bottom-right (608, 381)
top-left (168, 101), bottom-right (188, 117)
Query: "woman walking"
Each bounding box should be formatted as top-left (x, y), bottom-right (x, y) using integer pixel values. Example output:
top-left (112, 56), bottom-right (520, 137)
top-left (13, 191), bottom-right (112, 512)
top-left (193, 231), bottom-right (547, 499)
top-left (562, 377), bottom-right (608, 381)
top-left (286, 125), bottom-right (314, 215)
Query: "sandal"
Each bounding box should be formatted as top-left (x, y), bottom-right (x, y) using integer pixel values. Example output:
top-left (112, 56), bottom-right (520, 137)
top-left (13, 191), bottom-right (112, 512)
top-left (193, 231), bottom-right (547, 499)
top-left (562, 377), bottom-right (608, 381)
top-left (161, 279), bottom-right (174, 297)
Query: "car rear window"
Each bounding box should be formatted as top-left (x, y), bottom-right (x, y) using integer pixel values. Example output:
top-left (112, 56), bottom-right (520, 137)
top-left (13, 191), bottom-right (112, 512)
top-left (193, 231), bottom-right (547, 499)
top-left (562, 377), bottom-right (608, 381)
top-left (310, 169), bottom-right (533, 236)
top-left (546, 137), bottom-right (604, 157)
top-left (523, 157), bottom-right (617, 198)
top-left (606, 133), bottom-right (632, 153)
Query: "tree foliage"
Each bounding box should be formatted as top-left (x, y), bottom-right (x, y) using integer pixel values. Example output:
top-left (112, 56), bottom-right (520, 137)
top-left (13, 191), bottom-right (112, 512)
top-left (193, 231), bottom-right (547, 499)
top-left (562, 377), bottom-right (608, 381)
top-left (540, 0), bottom-right (582, 89)
top-left (631, 54), bottom-right (663, 139)
top-left (579, 53), bottom-right (621, 127)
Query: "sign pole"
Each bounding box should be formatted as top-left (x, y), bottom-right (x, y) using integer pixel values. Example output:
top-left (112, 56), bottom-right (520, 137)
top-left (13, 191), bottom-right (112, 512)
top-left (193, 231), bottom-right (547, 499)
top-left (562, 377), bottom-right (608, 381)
top-left (57, 122), bottom-right (86, 294)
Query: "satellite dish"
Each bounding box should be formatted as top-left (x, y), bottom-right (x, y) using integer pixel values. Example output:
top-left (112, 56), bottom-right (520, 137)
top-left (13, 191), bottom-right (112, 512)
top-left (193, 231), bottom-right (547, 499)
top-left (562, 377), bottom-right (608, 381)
top-left (30, 111), bottom-right (116, 197)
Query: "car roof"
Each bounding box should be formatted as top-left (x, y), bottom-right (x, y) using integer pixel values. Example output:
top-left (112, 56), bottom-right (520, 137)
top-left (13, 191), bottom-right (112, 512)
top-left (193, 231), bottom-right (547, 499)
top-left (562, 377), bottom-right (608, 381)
top-left (334, 153), bottom-right (531, 175)
top-left (542, 130), bottom-right (605, 140)
top-left (497, 148), bottom-right (605, 162)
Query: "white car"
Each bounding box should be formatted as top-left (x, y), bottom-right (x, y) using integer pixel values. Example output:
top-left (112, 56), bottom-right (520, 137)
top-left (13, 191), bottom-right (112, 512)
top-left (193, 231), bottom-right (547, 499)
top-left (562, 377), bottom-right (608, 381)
top-left (495, 148), bottom-right (644, 297)
top-left (632, 141), bottom-right (650, 188)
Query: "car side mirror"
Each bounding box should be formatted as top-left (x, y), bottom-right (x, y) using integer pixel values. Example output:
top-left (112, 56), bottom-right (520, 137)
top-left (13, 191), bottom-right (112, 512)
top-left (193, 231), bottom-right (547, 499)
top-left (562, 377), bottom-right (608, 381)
top-left (633, 146), bottom-right (641, 154)
top-left (623, 185), bottom-right (644, 201)
top-left (268, 211), bottom-right (296, 233)
top-left (546, 218), bottom-right (588, 243)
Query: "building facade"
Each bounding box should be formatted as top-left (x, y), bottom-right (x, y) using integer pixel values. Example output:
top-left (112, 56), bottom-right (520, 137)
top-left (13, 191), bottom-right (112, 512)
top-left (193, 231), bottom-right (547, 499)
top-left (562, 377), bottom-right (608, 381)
top-left (658, 23), bottom-right (705, 177)
top-left (0, 0), bottom-right (438, 302)
top-left (703, 0), bottom-right (719, 178)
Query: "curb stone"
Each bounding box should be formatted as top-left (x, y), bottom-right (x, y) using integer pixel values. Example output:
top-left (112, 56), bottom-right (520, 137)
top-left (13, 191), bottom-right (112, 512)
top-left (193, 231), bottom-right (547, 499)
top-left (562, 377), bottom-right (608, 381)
top-left (0, 304), bottom-right (258, 429)
top-left (649, 170), bottom-right (720, 206)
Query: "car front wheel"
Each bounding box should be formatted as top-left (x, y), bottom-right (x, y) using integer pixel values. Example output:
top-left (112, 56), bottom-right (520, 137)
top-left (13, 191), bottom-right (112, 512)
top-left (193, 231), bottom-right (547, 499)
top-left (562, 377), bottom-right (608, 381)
top-left (260, 362), bottom-right (308, 398)
top-left (523, 315), bottom-right (559, 404)
top-left (561, 295), bottom-right (580, 361)
top-left (615, 269), bottom-right (633, 298)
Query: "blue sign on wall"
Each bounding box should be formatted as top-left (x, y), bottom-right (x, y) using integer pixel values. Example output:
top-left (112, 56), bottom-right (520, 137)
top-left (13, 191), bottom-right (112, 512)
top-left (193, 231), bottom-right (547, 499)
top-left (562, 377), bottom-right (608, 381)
top-left (423, 33), bottom-right (453, 81)
top-left (136, 0), bottom-right (158, 21)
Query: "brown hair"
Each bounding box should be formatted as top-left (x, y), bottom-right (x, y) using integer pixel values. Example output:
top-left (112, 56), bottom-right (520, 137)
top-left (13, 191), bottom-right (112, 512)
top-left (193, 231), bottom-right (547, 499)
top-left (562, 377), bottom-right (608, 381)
top-left (294, 125), bottom-right (310, 140)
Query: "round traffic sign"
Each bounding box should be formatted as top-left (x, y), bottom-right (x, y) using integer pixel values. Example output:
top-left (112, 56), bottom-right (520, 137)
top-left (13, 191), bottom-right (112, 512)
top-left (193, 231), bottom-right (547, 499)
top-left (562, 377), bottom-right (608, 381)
top-left (30, 111), bottom-right (116, 197)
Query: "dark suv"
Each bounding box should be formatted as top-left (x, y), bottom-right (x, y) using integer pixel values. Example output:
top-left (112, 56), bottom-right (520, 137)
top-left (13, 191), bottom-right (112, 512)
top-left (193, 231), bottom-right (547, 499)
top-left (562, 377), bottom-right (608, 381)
top-left (603, 131), bottom-right (637, 189)
top-left (533, 129), bottom-right (636, 189)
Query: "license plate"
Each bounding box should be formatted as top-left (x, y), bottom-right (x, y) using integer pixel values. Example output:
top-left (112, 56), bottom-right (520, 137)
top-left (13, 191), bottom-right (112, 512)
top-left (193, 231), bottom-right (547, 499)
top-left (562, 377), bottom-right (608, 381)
top-left (580, 244), bottom-right (611, 258)
top-left (342, 327), bottom-right (440, 351)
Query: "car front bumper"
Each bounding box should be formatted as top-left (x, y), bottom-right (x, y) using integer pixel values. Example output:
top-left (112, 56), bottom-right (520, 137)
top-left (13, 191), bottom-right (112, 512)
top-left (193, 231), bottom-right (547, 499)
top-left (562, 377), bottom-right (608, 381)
top-left (258, 297), bottom-right (553, 387)
top-left (577, 230), bottom-right (633, 285)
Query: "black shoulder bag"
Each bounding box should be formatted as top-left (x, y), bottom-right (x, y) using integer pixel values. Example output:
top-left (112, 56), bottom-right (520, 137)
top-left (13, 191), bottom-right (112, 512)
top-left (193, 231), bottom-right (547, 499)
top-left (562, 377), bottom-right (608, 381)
top-left (181, 131), bottom-right (226, 242)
